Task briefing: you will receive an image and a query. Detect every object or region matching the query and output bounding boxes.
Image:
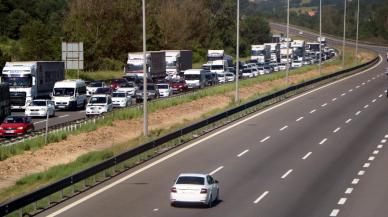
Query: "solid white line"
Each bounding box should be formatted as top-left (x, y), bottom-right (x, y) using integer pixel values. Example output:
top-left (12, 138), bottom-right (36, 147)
top-left (330, 209), bottom-right (340, 216)
top-left (355, 111), bottom-right (361, 116)
top-left (237, 149), bottom-right (249, 158)
top-left (364, 104), bottom-right (369, 109)
top-left (58, 115), bottom-right (70, 118)
top-left (310, 109), bottom-right (316, 114)
top-left (209, 166), bottom-right (224, 175)
top-left (281, 169), bottom-right (293, 179)
top-left (358, 170), bottom-right (366, 176)
top-left (345, 188), bottom-right (353, 194)
top-left (338, 198), bottom-right (347, 205)
top-left (363, 163), bottom-right (370, 168)
top-left (368, 156), bottom-right (375, 161)
top-left (321, 103), bottom-right (328, 107)
top-left (296, 117), bottom-right (304, 122)
top-left (46, 56), bottom-right (384, 217)
top-left (373, 150), bottom-right (379, 155)
top-left (352, 178), bottom-right (360, 184)
top-left (254, 191), bottom-right (269, 204)
top-left (302, 152), bottom-right (312, 160)
top-left (260, 136), bottom-right (271, 143)
top-left (333, 127), bottom-right (341, 133)
top-left (280, 125), bottom-right (288, 131)
top-left (345, 119), bottom-right (352, 124)
top-left (332, 97), bottom-right (337, 101)
top-left (381, 139), bottom-right (387, 143)
top-left (319, 138), bottom-right (328, 145)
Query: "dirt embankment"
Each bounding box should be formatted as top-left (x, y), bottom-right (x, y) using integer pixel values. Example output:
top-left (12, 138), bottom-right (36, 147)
top-left (0, 51), bottom-right (375, 191)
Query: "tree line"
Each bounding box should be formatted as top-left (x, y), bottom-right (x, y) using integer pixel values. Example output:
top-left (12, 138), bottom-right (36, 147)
top-left (0, 0), bottom-right (271, 71)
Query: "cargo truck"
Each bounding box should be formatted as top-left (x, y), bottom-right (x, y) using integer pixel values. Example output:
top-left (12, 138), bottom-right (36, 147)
top-left (0, 83), bottom-right (10, 122)
top-left (164, 50), bottom-right (192, 76)
top-left (251, 45), bottom-right (271, 63)
top-left (1, 61), bottom-right (65, 110)
top-left (125, 51), bottom-right (166, 81)
top-left (280, 48), bottom-right (293, 64)
top-left (264, 43), bottom-right (281, 62)
top-left (291, 40), bottom-right (306, 61)
top-left (207, 50), bottom-right (233, 67)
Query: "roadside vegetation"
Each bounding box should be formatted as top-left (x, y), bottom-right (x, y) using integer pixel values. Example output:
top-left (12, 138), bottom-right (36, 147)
top-left (0, 46), bottom-right (376, 202)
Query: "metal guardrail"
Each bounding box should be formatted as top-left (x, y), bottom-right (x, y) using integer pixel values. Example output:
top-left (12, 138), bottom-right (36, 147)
top-left (0, 56), bottom-right (379, 216)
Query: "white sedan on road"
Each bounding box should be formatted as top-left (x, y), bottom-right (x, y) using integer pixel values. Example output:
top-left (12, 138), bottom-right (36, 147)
top-left (112, 91), bottom-right (132, 108)
top-left (170, 173), bottom-right (219, 207)
top-left (25, 99), bottom-right (55, 117)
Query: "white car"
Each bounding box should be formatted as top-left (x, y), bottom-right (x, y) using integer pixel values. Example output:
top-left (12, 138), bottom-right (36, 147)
top-left (86, 94), bottom-right (113, 116)
top-left (156, 83), bottom-right (173, 98)
top-left (117, 82), bottom-right (137, 96)
top-left (112, 91), bottom-right (132, 108)
top-left (225, 72), bottom-right (235, 82)
top-left (291, 60), bottom-right (303, 68)
top-left (170, 173), bottom-right (219, 207)
top-left (242, 68), bottom-right (254, 78)
top-left (25, 99), bottom-right (55, 117)
top-left (217, 73), bottom-right (226, 83)
top-left (87, 81), bottom-right (107, 96)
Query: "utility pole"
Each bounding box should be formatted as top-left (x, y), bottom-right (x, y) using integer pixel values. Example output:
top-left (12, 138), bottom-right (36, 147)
top-left (235, 0), bottom-right (240, 103)
top-left (342, 0), bottom-right (347, 68)
top-left (142, 0), bottom-right (148, 136)
top-left (286, 0), bottom-right (290, 85)
top-left (355, 0), bottom-right (360, 65)
top-left (319, 0), bottom-right (322, 75)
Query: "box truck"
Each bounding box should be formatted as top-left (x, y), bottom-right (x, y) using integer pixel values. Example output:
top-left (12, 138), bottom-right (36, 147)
top-left (251, 45), bottom-right (271, 63)
top-left (207, 50), bottom-right (233, 67)
top-left (164, 50), bottom-right (192, 76)
top-left (125, 51), bottom-right (166, 81)
top-left (0, 83), bottom-right (10, 122)
top-left (1, 61), bottom-right (65, 110)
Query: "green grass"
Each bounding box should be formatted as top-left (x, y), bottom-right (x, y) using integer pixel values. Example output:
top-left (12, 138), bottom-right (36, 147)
top-left (65, 70), bottom-right (124, 81)
top-left (0, 47), bottom-right (376, 204)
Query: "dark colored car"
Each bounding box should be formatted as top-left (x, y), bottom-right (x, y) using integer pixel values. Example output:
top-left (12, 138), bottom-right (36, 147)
top-left (95, 87), bottom-right (113, 95)
top-left (110, 78), bottom-right (128, 90)
top-left (135, 84), bottom-right (159, 102)
top-left (0, 116), bottom-right (34, 137)
top-left (169, 78), bottom-right (188, 93)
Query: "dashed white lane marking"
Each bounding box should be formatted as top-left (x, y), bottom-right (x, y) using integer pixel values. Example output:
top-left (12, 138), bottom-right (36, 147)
top-left (358, 170), bottom-right (366, 176)
top-left (364, 104), bottom-right (369, 109)
top-left (281, 169), bottom-right (293, 179)
top-left (280, 125), bottom-right (288, 131)
top-left (319, 138), bottom-right (328, 145)
top-left (58, 115), bottom-right (70, 118)
top-left (381, 139), bottom-right (386, 143)
top-left (254, 191), bottom-right (269, 204)
top-left (378, 145), bottom-right (384, 149)
top-left (352, 178), bottom-right (360, 184)
top-left (260, 136), bottom-right (271, 143)
top-left (355, 111), bottom-right (361, 116)
top-left (333, 127), bottom-right (341, 133)
top-left (310, 109), bottom-right (316, 114)
top-left (362, 82), bottom-right (366, 85)
top-left (341, 93), bottom-right (346, 96)
top-left (209, 166), bottom-right (224, 175)
top-left (372, 99), bottom-right (377, 103)
top-left (385, 135), bottom-right (388, 138)
top-left (368, 156), bottom-right (375, 161)
top-left (338, 198), bottom-right (347, 205)
top-left (345, 188), bottom-right (353, 194)
top-left (363, 163), bottom-right (370, 168)
top-left (367, 79), bottom-right (371, 82)
top-left (345, 119), bottom-right (352, 124)
top-left (302, 152), bottom-right (312, 160)
top-left (373, 150), bottom-right (379, 155)
top-left (34, 120), bottom-right (47, 124)
top-left (332, 98), bottom-right (337, 101)
top-left (321, 103), bottom-right (328, 107)
top-left (153, 208), bottom-right (159, 212)
top-left (348, 89), bottom-right (353, 92)
top-left (237, 150), bottom-right (249, 158)
top-left (330, 209), bottom-right (340, 216)
top-left (379, 94), bottom-right (383, 98)
top-left (296, 117), bottom-right (304, 122)
top-left (356, 85), bottom-right (360, 88)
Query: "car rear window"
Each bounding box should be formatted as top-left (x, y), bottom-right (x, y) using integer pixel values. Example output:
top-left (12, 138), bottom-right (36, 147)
top-left (176, 176), bottom-right (205, 185)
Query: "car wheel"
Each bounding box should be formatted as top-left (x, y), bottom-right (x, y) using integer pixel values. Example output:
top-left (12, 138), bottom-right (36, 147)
top-left (170, 202), bottom-right (176, 207)
top-left (215, 189), bottom-right (219, 202)
top-left (207, 195), bottom-right (212, 208)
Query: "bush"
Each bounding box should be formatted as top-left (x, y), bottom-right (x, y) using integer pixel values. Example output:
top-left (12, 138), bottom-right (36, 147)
top-left (98, 58), bottom-right (125, 71)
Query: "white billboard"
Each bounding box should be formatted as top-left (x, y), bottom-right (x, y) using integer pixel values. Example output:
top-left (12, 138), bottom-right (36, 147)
top-left (61, 42), bottom-right (84, 70)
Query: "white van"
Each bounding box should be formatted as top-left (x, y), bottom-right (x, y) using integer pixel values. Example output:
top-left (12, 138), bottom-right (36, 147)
top-left (184, 69), bottom-right (206, 89)
top-left (52, 79), bottom-right (87, 110)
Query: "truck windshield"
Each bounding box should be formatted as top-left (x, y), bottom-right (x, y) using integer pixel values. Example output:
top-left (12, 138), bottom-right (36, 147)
top-left (207, 56), bottom-right (223, 62)
top-left (251, 50), bottom-right (264, 56)
top-left (53, 88), bottom-right (75, 97)
top-left (127, 64), bottom-right (143, 71)
top-left (166, 61), bottom-right (176, 69)
top-left (210, 65), bottom-right (224, 70)
top-left (185, 74), bottom-right (200, 80)
top-left (2, 76), bottom-right (32, 88)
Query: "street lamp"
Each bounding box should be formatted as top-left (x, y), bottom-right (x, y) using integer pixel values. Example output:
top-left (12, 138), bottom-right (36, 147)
top-left (286, 0), bottom-right (290, 85)
top-left (235, 0), bottom-right (240, 103)
top-left (142, 0), bottom-right (148, 136)
top-left (342, 0), bottom-right (347, 68)
top-left (319, 0), bottom-right (322, 75)
top-left (355, 0), bottom-right (360, 64)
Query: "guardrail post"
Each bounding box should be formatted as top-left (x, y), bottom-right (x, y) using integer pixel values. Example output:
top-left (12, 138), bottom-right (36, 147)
top-left (19, 208), bottom-right (22, 217)
top-left (47, 195), bottom-right (51, 208)
top-left (32, 201), bottom-right (37, 214)
top-left (60, 189), bottom-right (64, 200)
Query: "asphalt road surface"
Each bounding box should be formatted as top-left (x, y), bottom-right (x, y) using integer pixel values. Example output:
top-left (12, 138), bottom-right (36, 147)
top-left (37, 26), bottom-right (388, 217)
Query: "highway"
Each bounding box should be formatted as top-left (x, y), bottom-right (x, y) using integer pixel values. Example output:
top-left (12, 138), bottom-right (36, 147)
top-left (36, 26), bottom-right (388, 217)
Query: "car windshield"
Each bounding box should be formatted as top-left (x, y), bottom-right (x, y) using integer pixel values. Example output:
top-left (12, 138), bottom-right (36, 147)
top-left (120, 83), bottom-right (134, 88)
top-left (2, 76), bottom-right (32, 88)
top-left (211, 65), bottom-right (224, 70)
top-left (218, 74), bottom-right (225, 78)
top-left (95, 88), bottom-right (111, 94)
top-left (89, 82), bottom-right (103, 87)
top-left (226, 74), bottom-right (233, 77)
top-left (112, 92), bottom-right (126, 97)
top-left (157, 85), bottom-right (169, 89)
top-left (30, 101), bottom-right (47, 106)
top-left (242, 69), bottom-right (251, 73)
top-left (89, 97), bottom-right (106, 104)
top-left (185, 74), bottom-right (200, 80)
top-left (176, 176), bottom-right (205, 185)
top-left (4, 116), bottom-right (24, 123)
top-left (53, 88), bottom-right (75, 97)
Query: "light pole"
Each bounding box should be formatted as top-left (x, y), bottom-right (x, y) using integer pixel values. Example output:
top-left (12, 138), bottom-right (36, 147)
top-left (235, 0), bottom-right (240, 103)
top-left (319, 0), bottom-right (322, 75)
top-left (342, 0), bottom-right (347, 68)
top-left (142, 0), bottom-right (148, 137)
top-left (355, 0), bottom-right (360, 64)
top-left (286, 0), bottom-right (290, 85)
top-left (44, 104), bottom-right (49, 144)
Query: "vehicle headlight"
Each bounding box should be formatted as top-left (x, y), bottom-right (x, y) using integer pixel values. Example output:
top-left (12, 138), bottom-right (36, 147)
top-left (17, 126), bottom-right (24, 130)
top-left (0, 127), bottom-right (3, 130)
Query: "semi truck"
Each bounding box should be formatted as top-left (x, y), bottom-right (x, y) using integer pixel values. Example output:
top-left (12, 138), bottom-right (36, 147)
top-left (280, 48), bottom-right (293, 63)
top-left (264, 43), bottom-right (281, 62)
top-left (1, 61), bottom-right (65, 110)
top-left (125, 51), bottom-right (166, 80)
top-left (207, 50), bottom-right (233, 67)
top-left (164, 50), bottom-right (192, 76)
top-left (291, 40), bottom-right (306, 61)
top-left (251, 45), bottom-right (271, 63)
top-left (0, 83), bottom-right (10, 122)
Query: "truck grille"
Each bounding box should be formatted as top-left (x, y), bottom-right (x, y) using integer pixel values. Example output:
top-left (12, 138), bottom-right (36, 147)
top-left (10, 92), bottom-right (26, 106)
